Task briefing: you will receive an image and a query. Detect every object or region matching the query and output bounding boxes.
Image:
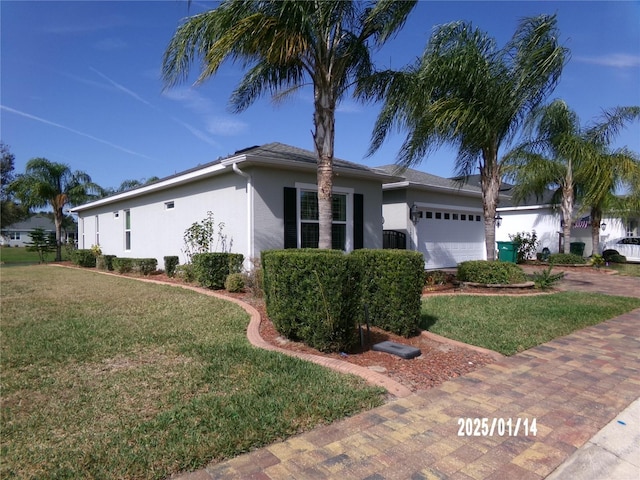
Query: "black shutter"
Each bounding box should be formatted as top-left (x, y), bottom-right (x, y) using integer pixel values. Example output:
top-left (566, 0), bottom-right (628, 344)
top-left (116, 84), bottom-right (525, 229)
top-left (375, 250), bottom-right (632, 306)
top-left (284, 187), bottom-right (297, 248)
top-left (354, 193), bottom-right (364, 250)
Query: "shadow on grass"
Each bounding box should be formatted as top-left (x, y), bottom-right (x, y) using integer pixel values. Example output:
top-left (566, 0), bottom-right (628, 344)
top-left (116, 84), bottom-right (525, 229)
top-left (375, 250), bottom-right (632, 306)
top-left (420, 311), bottom-right (440, 331)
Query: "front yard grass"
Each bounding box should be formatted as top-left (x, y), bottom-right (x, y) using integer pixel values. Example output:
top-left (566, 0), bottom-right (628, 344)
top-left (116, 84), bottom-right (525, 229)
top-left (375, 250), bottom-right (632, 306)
top-left (0, 266), bottom-right (385, 480)
top-left (421, 292), bottom-right (640, 355)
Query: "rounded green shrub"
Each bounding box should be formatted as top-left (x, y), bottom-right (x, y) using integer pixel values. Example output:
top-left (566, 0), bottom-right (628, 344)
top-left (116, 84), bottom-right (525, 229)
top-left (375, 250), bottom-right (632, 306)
top-left (96, 255), bottom-right (116, 271)
top-left (224, 273), bottom-right (245, 292)
top-left (163, 256), bottom-right (179, 277)
top-left (192, 253), bottom-right (244, 289)
top-left (602, 249), bottom-right (626, 263)
top-left (548, 253), bottom-right (587, 265)
top-left (72, 249), bottom-right (96, 268)
top-left (457, 260), bottom-right (527, 285)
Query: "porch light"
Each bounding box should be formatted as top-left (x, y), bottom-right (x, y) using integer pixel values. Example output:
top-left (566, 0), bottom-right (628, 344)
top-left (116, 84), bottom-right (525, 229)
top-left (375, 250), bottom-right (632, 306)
top-left (495, 214), bottom-right (503, 228)
top-left (410, 204), bottom-right (421, 224)
top-left (601, 221), bottom-right (607, 231)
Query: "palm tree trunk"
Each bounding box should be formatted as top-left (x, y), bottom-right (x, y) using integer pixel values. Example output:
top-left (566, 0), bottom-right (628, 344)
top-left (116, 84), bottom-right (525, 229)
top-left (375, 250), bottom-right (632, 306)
top-left (313, 86), bottom-right (336, 250)
top-left (560, 184), bottom-right (574, 254)
top-left (54, 207), bottom-right (63, 261)
top-left (590, 207), bottom-right (603, 256)
top-left (480, 149), bottom-right (500, 261)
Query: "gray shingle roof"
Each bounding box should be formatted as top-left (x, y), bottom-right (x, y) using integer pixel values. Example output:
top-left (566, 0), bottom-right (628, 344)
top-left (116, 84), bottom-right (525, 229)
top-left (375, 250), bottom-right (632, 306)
top-left (377, 165), bottom-right (483, 194)
top-left (2, 214), bottom-right (55, 231)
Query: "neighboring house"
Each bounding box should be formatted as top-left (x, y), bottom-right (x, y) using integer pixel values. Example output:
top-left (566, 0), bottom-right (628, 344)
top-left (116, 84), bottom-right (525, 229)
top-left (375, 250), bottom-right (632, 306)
top-left (379, 166), bottom-right (489, 269)
top-left (1, 214), bottom-right (56, 247)
top-left (71, 143), bottom-right (399, 267)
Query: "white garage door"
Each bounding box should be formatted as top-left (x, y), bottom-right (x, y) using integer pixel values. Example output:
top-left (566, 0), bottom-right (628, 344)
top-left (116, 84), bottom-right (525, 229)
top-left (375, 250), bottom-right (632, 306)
top-left (417, 208), bottom-right (486, 269)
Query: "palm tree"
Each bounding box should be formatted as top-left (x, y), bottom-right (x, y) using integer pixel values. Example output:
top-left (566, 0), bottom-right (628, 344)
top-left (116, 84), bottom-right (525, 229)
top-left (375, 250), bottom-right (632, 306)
top-left (9, 158), bottom-right (100, 261)
top-left (581, 107), bottom-right (640, 254)
top-left (504, 103), bottom-right (639, 254)
top-left (503, 100), bottom-right (586, 253)
top-left (162, 0), bottom-right (416, 249)
top-left (358, 15), bottom-right (567, 259)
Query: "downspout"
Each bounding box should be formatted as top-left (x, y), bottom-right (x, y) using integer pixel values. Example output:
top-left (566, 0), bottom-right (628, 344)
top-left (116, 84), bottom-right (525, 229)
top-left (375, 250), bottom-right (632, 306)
top-left (232, 163), bottom-right (253, 264)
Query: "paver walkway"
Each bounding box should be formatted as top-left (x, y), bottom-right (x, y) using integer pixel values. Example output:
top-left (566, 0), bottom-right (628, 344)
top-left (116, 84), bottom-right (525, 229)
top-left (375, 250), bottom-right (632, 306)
top-left (173, 271), bottom-right (640, 480)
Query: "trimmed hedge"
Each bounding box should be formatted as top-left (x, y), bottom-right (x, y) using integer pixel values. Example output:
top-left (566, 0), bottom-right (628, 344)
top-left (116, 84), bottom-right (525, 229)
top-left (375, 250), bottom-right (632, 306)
top-left (72, 249), bottom-right (96, 268)
top-left (137, 258), bottom-right (158, 276)
top-left (224, 273), bottom-right (245, 292)
top-left (96, 255), bottom-right (117, 271)
top-left (192, 253), bottom-right (244, 289)
top-left (112, 257), bottom-right (135, 274)
top-left (164, 256), bottom-right (179, 278)
top-left (548, 253), bottom-right (587, 265)
top-left (262, 249), bottom-right (357, 353)
top-left (457, 260), bottom-right (527, 285)
top-left (602, 249), bottom-right (627, 263)
top-left (350, 249), bottom-right (424, 337)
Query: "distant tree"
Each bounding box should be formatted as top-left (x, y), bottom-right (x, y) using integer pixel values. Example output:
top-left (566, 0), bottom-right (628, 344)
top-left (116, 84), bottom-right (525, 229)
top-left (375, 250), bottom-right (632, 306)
top-left (359, 15), bottom-right (567, 260)
top-left (9, 158), bottom-right (101, 261)
top-left (25, 227), bottom-right (56, 263)
top-left (100, 177), bottom-right (160, 197)
top-left (1, 143), bottom-right (28, 228)
top-left (162, 0), bottom-right (416, 249)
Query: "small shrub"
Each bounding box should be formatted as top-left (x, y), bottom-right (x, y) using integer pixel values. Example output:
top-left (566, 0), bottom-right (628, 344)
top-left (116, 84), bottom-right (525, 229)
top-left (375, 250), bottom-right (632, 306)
top-left (509, 231), bottom-right (539, 263)
top-left (425, 270), bottom-right (450, 287)
top-left (589, 254), bottom-right (605, 268)
top-left (90, 244), bottom-right (102, 257)
top-left (136, 258), bottom-right (158, 276)
top-left (164, 256), bottom-right (179, 278)
top-left (532, 266), bottom-right (564, 290)
top-left (602, 249), bottom-right (626, 263)
top-left (72, 249), bottom-right (97, 268)
top-left (243, 257), bottom-right (264, 298)
top-left (192, 252), bottom-right (244, 289)
top-left (175, 264), bottom-right (196, 283)
top-left (96, 255), bottom-right (116, 271)
top-left (457, 260), bottom-right (527, 285)
top-left (112, 257), bottom-right (134, 273)
top-left (548, 253), bottom-right (586, 265)
top-left (224, 273), bottom-right (245, 292)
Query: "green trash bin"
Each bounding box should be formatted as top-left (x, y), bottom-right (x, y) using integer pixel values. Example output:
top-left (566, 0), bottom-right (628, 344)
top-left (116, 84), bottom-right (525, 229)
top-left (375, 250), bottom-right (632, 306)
top-left (497, 241), bottom-right (518, 263)
top-left (569, 242), bottom-right (585, 256)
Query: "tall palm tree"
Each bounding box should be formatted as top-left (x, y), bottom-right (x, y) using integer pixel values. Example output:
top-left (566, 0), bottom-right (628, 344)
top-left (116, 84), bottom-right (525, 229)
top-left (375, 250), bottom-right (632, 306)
top-left (581, 107), bottom-right (640, 254)
top-left (503, 100), bottom-right (586, 253)
top-left (162, 0), bottom-right (416, 249)
top-left (504, 103), bottom-right (639, 254)
top-left (358, 15), bottom-right (567, 260)
top-left (9, 158), bottom-right (100, 261)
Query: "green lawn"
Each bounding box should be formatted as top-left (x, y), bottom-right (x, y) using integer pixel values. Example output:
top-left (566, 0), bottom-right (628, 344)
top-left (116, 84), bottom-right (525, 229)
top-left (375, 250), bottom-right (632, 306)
top-left (0, 246), bottom-right (71, 264)
top-left (0, 266), bottom-right (384, 480)
top-left (606, 262), bottom-right (640, 277)
top-left (421, 291), bottom-right (640, 355)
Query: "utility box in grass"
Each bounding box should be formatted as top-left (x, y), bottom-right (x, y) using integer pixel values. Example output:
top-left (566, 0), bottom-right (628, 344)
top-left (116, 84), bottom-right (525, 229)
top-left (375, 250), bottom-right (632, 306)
top-left (497, 241), bottom-right (518, 263)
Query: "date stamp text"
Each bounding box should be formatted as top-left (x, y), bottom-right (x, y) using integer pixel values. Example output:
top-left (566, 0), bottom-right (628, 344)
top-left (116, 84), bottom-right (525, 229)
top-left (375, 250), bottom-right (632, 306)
top-left (457, 417), bottom-right (537, 437)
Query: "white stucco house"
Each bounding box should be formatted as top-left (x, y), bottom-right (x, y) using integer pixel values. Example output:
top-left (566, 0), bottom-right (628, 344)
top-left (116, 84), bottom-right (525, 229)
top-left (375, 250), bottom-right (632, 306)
top-left (71, 143), bottom-right (399, 267)
top-left (495, 187), bottom-right (634, 257)
top-left (378, 166), bottom-right (489, 269)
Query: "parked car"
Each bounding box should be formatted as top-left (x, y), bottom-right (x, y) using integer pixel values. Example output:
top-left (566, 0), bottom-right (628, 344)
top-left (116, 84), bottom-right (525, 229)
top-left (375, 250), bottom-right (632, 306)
top-left (602, 237), bottom-right (640, 263)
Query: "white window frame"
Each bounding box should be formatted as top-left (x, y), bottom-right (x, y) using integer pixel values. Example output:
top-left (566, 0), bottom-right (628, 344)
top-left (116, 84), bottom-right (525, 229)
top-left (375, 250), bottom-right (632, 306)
top-left (124, 209), bottom-right (131, 251)
top-left (294, 182), bottom-right (353, 251)
top-left (95, 215), bottom-right (100, 246)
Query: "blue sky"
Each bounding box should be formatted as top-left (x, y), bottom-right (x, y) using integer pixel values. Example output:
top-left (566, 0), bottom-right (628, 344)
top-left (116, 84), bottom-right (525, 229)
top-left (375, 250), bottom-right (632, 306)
top-left (2, 1), bottom-right (639, 192)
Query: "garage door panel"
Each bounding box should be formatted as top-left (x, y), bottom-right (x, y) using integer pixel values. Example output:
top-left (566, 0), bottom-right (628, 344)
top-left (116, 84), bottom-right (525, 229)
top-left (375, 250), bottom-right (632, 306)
top-left (417, 211), bottom-right (485, 269)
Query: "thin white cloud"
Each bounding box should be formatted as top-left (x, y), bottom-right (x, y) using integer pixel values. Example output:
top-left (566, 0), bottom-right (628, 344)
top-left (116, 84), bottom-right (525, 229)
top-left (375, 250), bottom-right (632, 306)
top-left (0, 105), bottom-right (155, 161)
top-left (90, 67), bottom-right (154, 108)
top-left (94, 38), bottom-right (127, 51)
top-left (163, 87), bottom-right (248, 136)
top-left (575, 54), bottom-right (640, 68)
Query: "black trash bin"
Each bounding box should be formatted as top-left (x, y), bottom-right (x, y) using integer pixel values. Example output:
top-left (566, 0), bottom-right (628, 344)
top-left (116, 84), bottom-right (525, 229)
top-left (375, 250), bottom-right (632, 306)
top-left (569, 242), bottom-right (585, 257)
